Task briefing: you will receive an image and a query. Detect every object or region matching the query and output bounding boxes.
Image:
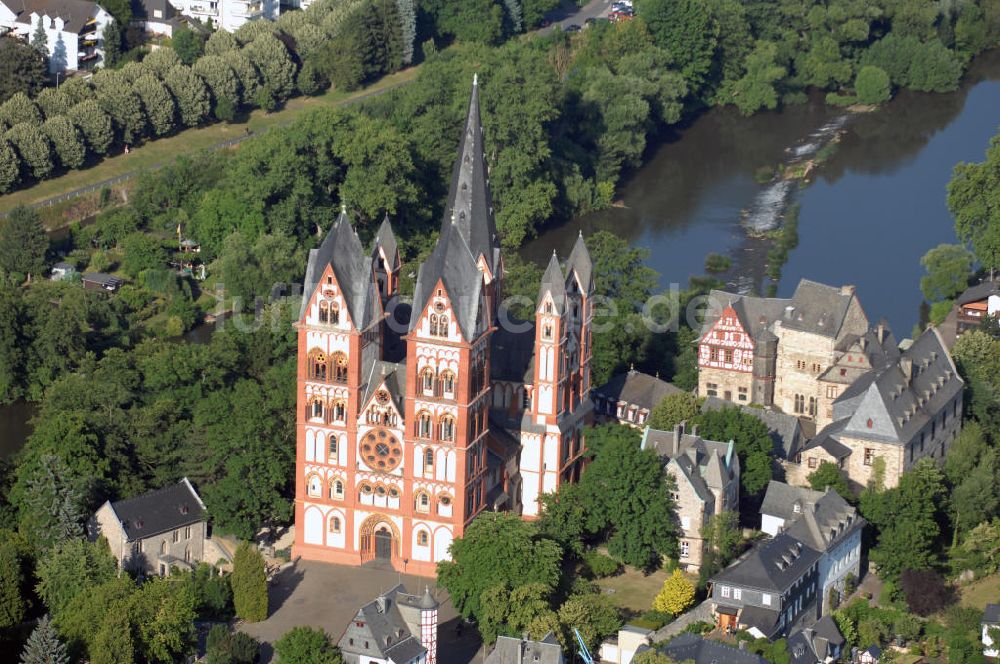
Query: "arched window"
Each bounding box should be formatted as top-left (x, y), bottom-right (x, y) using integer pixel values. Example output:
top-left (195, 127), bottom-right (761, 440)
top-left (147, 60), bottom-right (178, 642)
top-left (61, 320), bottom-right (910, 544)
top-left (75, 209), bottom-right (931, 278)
top-left (440, 370), bottom-right (456, 395)
top-left (542, 323), bottom-right (553, 340)
top-left (417, 530), bottom-right (429, 547)
top-left (433, 314), bottom-right (449, 337)
top-left (311, 398), bottom-right (324, 420)
top-left (425, 448), bottom-right (435, 469)
top-left (309, 351), bottom-right (328, 381)
top-left (429, 314), bottom-right (439, 336)
top-left (329, 303), bottom-right (340, 325)
top-left (421, 368), bottom-right (435, 394)
top-left (415, 491), bottom-right (430, 513)
top-left (319, 301), bottom-right (329, 324)
top-left (440, 415), bottom-right (455, 442)
top-left (332, 400), bottom-right (346, 423)
top-left (329, 516), bottom-right (341, 533)
top-left (308, 475), bottom-right (322, 497)
top-left (159, 540), bottom-right (166, 555)
top-left (329, 437), bottom-right (338, 457)
top-left (331, 480), bottom-right (344, 500)
top-left (184, 547), bottom-right (191, 563)
top-left (417, 411), bottom-right (433, 438)
top-left (332, 352), bottom-right (349, 383)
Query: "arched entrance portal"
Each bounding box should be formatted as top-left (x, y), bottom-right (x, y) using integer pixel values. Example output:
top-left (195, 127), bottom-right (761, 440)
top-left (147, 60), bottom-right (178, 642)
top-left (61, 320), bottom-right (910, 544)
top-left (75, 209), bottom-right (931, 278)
top-left (358, 514), bottom-right (400, 564)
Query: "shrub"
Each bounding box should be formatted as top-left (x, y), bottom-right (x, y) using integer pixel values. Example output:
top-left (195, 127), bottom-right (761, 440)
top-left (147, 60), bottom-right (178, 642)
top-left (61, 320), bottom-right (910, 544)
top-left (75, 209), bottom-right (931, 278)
top-left (900, 569), bottom-right (953, 616)
top-left (855, 65), bottom-right (891, 104)
top-left (704, 253), bottom-right (731, 273)
top-left (583, 551), bottom-right (621, 579)
top-left (231, 542), bottom-right (267, 622)
top-left (652, 569), bottom-right (696, 616)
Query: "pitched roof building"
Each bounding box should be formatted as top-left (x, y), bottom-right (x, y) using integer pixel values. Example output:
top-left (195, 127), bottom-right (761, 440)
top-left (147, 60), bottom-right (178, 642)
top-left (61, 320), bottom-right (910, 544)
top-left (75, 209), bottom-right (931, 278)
top-left (337, 585), bottom-right (439, 664)
top-left (788, 615), bottom-right (845, 664)
top-left (647, 632), bottom-right (767, 664)
top-left (940, 279), bottom-right (1000, 348)
top-left (642, 423), bottom-right (739, 570)
top-left (0, 0), bottom-right (114, 72)
top-left (292, 77), bottom-right (595, 580)
top-left (593, 368), bottom-right (683, 427)
top-left (88, 478), bottom-right (207, 577)
top-left (485, 633), bottom-right (564, 664)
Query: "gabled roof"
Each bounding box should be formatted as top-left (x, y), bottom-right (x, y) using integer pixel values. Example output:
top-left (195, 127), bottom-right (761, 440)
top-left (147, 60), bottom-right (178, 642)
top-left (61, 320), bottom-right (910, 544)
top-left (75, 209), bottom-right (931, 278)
top-left (299, 208), bottom-right (380, 330)
top-left (6, 0), bottom-right (103, 33)
top-left (565, 231), bottom-right (593, 294)
top-left (593, 369), bottom-right (683, 412)
top-left (410, 222), bottom-right (484, 341)
top-left (538, 251), bottom-right (566, 313)
top-left (486, 632), bottom-right (563, 664)
top-left (701, 291), bottom-right (789, 341)
top-left (441, 74), bottom-right (500, 275)
top-left (372, 215), bottom-right (400, 270)
top-left (338, 584), bottom-right (428, 662)
top-left (490, 321), bottom-right (535, 382)
top-left (956, 279), bottom-right (1000, 306)
top-left (984, 604), bottom-right (1000, 624)
top-left (110, 478), bottom-right (205, 542)
top-left (659, 632), bottom-right (767, 664)
top-left (781, 280), bottom-right (860, 338)
top-left (359, 358), bottom-right (406, 414)
top-left (760, 481), bottom-right (824, 523)
top-left (789, 617), bottom-right (845, 664)
top-left (712, 532), bottom-right (822, 593)
top-left (838, 327), bottom-right (963, 444)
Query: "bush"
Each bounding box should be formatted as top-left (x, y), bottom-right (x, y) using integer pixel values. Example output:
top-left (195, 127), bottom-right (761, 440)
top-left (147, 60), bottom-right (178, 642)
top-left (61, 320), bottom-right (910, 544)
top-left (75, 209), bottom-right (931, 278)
top-left (704, 253), bottom-right (732, 273)
top-left (653, 569), bottom-right (696, 615)
top-left (855, 65), bottom-right (891, 104)
top-left (206, 624), bottom-right (259, 664)
top-left (274, 626), bottom-right (341, 664)
top-left (583, 551), bottom-right (621, 578)
top-left (634, 610), bottom-right (673, 630)
top-left (900, 569), bottom-right (954, 616)
top-left (231, 542), bottom-right (267, 622)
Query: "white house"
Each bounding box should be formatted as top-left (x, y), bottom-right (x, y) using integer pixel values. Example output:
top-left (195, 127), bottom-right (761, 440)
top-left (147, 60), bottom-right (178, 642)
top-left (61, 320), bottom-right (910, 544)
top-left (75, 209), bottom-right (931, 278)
top-left (760, 481), bottom-right (864, 616)
top-left (599, 625), bottom-right (653, 664)
top-left (133, 0), bottom-right (277, 33)
top-left (983, 604), bottom-right (1000, 658)
top-left (0, 0), bottom-right (113, 73)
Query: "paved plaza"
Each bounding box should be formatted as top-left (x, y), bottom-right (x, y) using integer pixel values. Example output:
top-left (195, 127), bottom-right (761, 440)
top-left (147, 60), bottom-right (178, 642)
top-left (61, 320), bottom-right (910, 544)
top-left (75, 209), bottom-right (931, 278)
top-left (239, 559), bottom-right (483, 663)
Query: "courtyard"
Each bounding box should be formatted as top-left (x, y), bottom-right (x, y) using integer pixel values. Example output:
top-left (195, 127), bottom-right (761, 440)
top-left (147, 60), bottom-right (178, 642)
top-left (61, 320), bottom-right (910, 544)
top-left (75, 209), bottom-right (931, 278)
top-left (239, 559), bottom-right (483, 663)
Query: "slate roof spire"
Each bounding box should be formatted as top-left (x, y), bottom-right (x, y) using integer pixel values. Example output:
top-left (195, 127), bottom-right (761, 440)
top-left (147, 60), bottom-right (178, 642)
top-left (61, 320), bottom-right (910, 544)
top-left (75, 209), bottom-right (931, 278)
top-left (538, 250), bottom-right (566, 313)
top-left (441, 73), bottom-right (500, 274)
top-left (373, 213), bottom-right (400, 270)
top-left (566, 230), bottom-right (593, 293)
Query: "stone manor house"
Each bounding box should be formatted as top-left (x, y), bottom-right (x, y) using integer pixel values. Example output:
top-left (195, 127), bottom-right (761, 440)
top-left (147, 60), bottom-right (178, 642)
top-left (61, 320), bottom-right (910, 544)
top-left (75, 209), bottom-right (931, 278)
top-left (697, 281), bottom-right (964, 488)
top-left (292, 78), bottom-right (594, 576)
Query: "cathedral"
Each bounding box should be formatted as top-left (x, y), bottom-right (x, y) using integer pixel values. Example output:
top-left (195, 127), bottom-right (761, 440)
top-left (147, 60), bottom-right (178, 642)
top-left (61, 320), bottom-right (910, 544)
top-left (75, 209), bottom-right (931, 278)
top-left (293, 77), bottom-right (594, 576)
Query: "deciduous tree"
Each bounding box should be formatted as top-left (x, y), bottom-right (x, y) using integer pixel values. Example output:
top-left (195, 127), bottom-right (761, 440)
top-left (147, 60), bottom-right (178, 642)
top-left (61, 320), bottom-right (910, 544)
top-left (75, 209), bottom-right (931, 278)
top-left (855, 65), bottom-right (891, 104)
top-left (0, 92), bottom-right (43, 128)
top-left (694, 406), bottom-right (774, 496)
top-left (246, 35), bottom-right (297, 102)
top-left (35, 539), bottom-right (117, 617)
top-left (636, 0), bottom-right (717, 89)
top-left (143, 47), bottom-right (181, 78)
top-left (6, 122), bottom-right (53, 179)
top-left (0, 36), bottom-right (48, 103)
top-left (42, 115), bottom-right (87, 169)
top-left (164, 65), bottom-right (210, 127)
top-left (948, 134), bottom-right (1000, 274)
top-left (0, 138), bottom-right (20, 192)
top-left (725, 40), bottom-right (785, 115)
top-left (68, 100), bottom-right (114, 155)
top-left (653, 569), bottom-right (696, 615)
top-left (274, 626), bottom-right (342, 664)
top-left (133, 73), bottom-right (177, 137)
top-left (0, 541), bottom-right (24, 629)
top-left (0, 205), bottom-right (48, 279)
top-left (648, 392), bottom-right (702, 431)
top-left (172, 26), bottom-right (205, 65)
top-left (808, 461), bottom-right (854, 502)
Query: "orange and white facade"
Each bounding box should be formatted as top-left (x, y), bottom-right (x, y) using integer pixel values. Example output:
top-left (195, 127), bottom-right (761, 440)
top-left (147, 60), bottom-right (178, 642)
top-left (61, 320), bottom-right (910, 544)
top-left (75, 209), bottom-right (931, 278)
top-left (292, 78), bottom-right (593, 576)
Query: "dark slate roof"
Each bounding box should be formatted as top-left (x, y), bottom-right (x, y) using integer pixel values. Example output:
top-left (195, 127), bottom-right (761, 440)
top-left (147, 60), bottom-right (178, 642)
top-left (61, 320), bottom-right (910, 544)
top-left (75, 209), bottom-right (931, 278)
top-left (739, 605), bottom-right (781, 636)
top-left (837, 327), bottom-right (963, 444)
top-left (781, 280), bottom-right (859, 338)
top-left (338, 584), bottom-right (427, 663)
top-left (956, 280), bottom-right (1000, 306)
top-left (863, 645), bottom-right (882, 658)
top-left (485, 632), bottom-right (563, 664)
top-left (372, 215), bottom-right (400, 270)
top-left (565, 231), bottom-right (593, 294)
top-left (490, 322), bottom-right (535, 382)
top-left (7, 0), bottom-right (102, 32)
top-left (770, 484), bottom-right (865, 553)
top-left (82, 272), bottom-right (124, 287)
top-left (538, 251), bottom-right (566, 313)
top-left (701, 397), bottom-right (803, 458)
top-left (760, 481), bottom-right (825, 523)
top-left (984, 604), bottom-right (1000, 624)
top-left (712, 532), bottom-right (822, 593)
top-left (701, 291), bottom-right (790, 342)
top-left (359, 359), bottom-right (406, 413)
top-left (111, 478), bottom-right (205, 542)
top-left (131, 0), bottom-right (175, 21)
top-left (648, 428), bottom-right (738, 504)
top-left (593, 369), bottom-right (683, 412)
top-left (441, 74), bottom-right (500, 275)
top-left (801, 419), bottom-right (852, 459)
top-left (659, 632), bottom-right (767, 664)
top-left (299, 208), bottom-right (380, 330)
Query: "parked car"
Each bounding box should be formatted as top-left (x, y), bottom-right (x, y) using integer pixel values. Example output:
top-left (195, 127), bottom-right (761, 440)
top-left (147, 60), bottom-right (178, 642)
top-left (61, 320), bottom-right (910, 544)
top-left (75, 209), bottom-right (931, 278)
top-left (564, 23), bottom-right (581, 32)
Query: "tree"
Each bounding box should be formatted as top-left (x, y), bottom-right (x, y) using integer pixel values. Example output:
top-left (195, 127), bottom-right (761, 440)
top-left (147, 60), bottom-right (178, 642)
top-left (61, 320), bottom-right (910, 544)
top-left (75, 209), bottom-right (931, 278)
top-left (0, 206), bottom-right (47, 279)
top-left (724, 40), bottom-right (785, 115)
top-left (920, 244), bottom-right (974, 302)
top-left (206, 625), bottom-right (259, 664)
top-left (633, 652), bottom-right (680, 664)
top-left (205, 29), bottom-right (238, 56)
top-left (42, 115), bottom-right (86, 169)
top-left (172, 26), bottom-right (204, 65)
top-left (0, 92), bottom-right (44, 128)
top-left (899, 569), bottom-right (952, 616)
top-left (231, 542), bottom-right (268, 622)
top-left (91, 603), bottom-right (136, 664)
top-left (648, 392), bottom-right (702, 431)
top-left (587, 230), bottom-right (659, 307)
top-left (20, 615), bottom-right (70, 664)
top-left (951, 448), bottom-right (1000, 536)
top-left (35, 539), bottom-right (118, 618)
top-left (855, 65), bottom-right (891, 104)
top-left (425, 0), bottom-right (506, 45)
top-left (92, 72), bottom-right (146, 145)
top-left (479, 582), bottom-right (555, 644)
top-left (143, 48), bottom-right (180, 78)
top-left (948, 134), bottom-right (1000, 274)
top-left (274, 626), bottom-right (342, 664)
top-left (807, 461), bottom-right (853, 502)
top-left (222, 50), bottom-right (260, 105)
top-left (102, 21), bottom-right (122, 67)
top-left (246, 35), bottom-right (297, 102)
top-left (296, 59), bottom-right (327, 96)
top-left (6, 122), bottom-right (53, 179)
top-left (193, 56), bottom-right (240, 115)
top-left (653, 569), bottom-right (696, 615)
top-left (694, 407), bottom-right (774, 496)
top-left (164, 65), bottom-right (210, 127)
top-left (0, 36), bottom-right (48, 103)
top-left (636, 0), bottom-right (717, 89)
top-left (438, 512), bottom-right (562, 624)
top-left (32, 17), bottom-right (48, 55)
top-left (700, 511), bottom-right (742, 564)
top-left (68, 100), bottom-right (114, 156)
top-left (0, 541), bottom-right (24, 629)
top-left (133, 74), bottom-right (177, 137)
top-left (121, 232), bottom-right (168, 276)
top-left (579, 424), bottom-right (678, 569)
top-left (557, 592), bottom-right (622, 654)
top-left (0, 138), bottom-right (19, 192)
top-left (128, 576), bottom-right (197, 662)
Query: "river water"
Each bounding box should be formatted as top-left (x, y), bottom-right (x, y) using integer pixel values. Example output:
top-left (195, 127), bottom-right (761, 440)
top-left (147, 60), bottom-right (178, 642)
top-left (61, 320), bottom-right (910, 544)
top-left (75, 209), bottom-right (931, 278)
top-left (525, 51), bottom-right (1000, 336)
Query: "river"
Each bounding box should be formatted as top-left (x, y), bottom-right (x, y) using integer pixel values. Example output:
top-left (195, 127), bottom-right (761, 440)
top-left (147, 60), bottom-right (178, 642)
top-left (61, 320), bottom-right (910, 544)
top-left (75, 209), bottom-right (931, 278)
top-left (525, 51), bottom-right (1000, 336)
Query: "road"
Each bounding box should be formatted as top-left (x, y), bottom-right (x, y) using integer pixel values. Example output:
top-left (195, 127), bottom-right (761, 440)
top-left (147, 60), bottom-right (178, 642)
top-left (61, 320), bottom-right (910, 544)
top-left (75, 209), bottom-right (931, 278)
top-left (539, 0), bottom-right (615, 34)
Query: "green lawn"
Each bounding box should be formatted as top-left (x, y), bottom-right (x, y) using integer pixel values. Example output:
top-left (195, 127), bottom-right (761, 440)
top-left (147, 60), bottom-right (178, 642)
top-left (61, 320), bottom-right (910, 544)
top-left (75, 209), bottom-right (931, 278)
top-left (596, 566), bottom-right (674, 614)
top-left (0, 67), bottom-right (419, 214)
top-left (960, 573), bottom-right (1000, 611)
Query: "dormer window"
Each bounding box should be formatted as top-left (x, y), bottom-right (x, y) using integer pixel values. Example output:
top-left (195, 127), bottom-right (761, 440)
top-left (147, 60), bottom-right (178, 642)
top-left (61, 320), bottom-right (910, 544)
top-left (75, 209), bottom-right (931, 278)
top-left (543, 301), bottom-right (553, 314)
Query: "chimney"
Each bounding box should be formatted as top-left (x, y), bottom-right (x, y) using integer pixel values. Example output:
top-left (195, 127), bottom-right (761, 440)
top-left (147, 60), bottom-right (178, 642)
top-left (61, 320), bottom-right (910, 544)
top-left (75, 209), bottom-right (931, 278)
top-left (691, 424), bottom-right (699, 437)
top-left (671, 422), bottom-right (683, 457)
top-left (900, 357), bottom-right (913, 383)
top-left (841, 285), bottom-right (856, 296)
top-left (877, 321), bottom-right (886, 344)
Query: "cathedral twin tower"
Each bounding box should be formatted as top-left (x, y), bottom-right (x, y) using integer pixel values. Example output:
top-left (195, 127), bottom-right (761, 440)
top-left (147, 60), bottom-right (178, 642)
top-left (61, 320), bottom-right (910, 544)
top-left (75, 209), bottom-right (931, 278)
top-left (293, 77), bottom-right (595, 576)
